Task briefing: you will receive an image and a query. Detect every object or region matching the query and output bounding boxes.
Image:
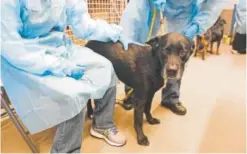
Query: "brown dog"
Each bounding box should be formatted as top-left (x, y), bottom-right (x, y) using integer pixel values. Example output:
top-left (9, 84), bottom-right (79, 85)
top-left (86, 33), bottom-right (194, 146)
top-left (195, 29), bottom-right (212, 60)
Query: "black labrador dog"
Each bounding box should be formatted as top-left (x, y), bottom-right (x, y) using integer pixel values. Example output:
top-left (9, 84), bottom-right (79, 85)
top-left (85, 32), bottom-right (194, 146)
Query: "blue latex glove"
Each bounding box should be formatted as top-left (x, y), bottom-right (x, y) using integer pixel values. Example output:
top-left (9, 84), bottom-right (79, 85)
top-left (152, 0), bottom-right (183, 14)
top-left (119, 34), bottom-right (129, 50)
top-left (119, 34), bottom-right (146, 51)
top-left (50, 59), bottom-right (85, 80)
top-left (66, 0), bottom-right (124, 44)
top-left (182, 24), bottom-right (199, 40)
top-left (64, 65), bottom-right (85, 80)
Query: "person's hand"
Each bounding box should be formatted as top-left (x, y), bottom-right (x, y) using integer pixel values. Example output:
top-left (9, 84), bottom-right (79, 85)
top-left (182, 24), bottom-right (199, 40)
top-left (118, 34), bottom-right (145, 51)
top-left (104, 24), bottom-right (123, 43)
top-left (104, 24), bottom-right (145, 50)
top-left (152, 0), bottom-right (183, 14)
top-left (50, 59), bottom-right (85, 80)
top-left (118, 34), bottom-right (129, 50)
top-left (63, 64), bottom-right (85, 80)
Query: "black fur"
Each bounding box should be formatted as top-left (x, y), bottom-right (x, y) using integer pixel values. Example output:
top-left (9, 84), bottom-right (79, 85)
top-left (85, 32), bottom-right (193, 146)
top-left (210, 17), bottom-right (226, 55)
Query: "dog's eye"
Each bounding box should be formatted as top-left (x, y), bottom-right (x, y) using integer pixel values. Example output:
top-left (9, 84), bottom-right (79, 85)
top-left (164, 47), bottom-right (171, 51)
top-left (180, 50), bottom-right (186, 57)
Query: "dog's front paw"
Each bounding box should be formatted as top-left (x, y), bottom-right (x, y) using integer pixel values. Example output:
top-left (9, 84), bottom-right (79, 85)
top-left (147, 118), bottom-right (160, 125)
top-left (137, 136), bottom-right (150, 146)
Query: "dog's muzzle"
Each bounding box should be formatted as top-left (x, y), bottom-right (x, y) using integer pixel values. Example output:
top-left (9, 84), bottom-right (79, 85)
top-left (166, 64), bottom-right (179, 79)
top-left (199, 44), bottom-right (204, 50)
top-left (166, 69), bottom-right (177, 79)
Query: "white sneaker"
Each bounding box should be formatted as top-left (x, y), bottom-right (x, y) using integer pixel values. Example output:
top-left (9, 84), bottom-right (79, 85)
top-left (90, 127), bottom-right (127, 147)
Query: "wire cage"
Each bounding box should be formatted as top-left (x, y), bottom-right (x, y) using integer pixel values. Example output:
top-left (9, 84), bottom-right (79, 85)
top-left (65, 0), bottom-right (128, 46)
top-left (87, 0), bottom-right (128, 24)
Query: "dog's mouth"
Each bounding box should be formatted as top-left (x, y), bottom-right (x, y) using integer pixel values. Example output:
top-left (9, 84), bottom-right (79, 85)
top-left (166, 69), bottom-right (178, 79)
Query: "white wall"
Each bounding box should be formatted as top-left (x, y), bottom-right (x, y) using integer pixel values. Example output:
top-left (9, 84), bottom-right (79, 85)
top-left (225, 0), bottom-right (238, 9)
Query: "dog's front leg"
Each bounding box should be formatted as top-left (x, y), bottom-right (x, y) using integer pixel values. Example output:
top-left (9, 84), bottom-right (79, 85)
top-left (216, 41), bottom-right (221, 55)
top-left (144, 91), bottom-right (160, 125)
top-left (210, 42), bottom-right (213, 54)
top-left (133, 94), bottom-right (149, 146)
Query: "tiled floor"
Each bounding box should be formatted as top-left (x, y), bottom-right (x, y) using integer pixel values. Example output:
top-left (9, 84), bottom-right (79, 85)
top-left (1, 44), bottom-right (246, 153)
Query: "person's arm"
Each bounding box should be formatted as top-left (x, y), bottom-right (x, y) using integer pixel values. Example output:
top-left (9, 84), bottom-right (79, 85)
top-left (152, 0), bottom-right (166, 11)
top-left (119, 0), bottom-right (145, 42)
top-left (235, 0), bottom-right (246, 34)
top-left (65, 0), bottom-right (122, 42)
top-left (182, 0), bottom-right (229, 40)
top-left (1, 0), bottom-right (78, 77)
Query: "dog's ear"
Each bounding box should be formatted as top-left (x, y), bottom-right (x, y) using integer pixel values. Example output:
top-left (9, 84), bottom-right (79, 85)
top-left (222, 19), bottom-right (227, 24)
top-left (146, 36), bottom-right (161, 56)
top-left (146, 37), bottom-right (160, 49)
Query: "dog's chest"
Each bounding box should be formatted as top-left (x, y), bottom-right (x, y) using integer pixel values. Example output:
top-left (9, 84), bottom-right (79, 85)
top-left (147, 71), bottom-right (164, 91)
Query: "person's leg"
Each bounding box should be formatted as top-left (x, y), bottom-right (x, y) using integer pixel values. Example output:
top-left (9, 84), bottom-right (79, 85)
top-left (50, 108), bottom-right (86, 153)
top-left (232, 32), bottom-right (246, 54)
top-left (90, 74), bottom-right (126, 146)
top-left (92, 86), bottom-right (116, 129)
top-left (161, 79), bottom-right (187, 115)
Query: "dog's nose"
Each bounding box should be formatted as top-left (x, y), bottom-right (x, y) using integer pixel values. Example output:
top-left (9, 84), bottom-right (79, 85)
top-left (199, 44), bottom-right (204, 50)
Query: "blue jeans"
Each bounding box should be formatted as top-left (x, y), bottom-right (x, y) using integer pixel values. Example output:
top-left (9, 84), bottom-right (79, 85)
top-left (125, 79), bottom-right (181, 105)
top-left (50, 86), bottom-right (116, 153)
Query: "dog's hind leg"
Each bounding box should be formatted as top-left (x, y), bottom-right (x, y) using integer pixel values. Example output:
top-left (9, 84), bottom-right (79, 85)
top-left (133, 91), bottom-right (150, 146)
top-left (145, 91), bottom-right (160, 125)
top-left (87, 99), bottom-right (93, 119)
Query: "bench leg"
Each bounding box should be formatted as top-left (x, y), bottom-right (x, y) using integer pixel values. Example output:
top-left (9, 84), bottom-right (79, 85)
top-left (1, 97), bottom-right (39, 153)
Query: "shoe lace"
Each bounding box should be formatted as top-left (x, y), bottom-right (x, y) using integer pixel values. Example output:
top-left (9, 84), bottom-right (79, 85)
top-left (108, 127), bottom-right (118, 135)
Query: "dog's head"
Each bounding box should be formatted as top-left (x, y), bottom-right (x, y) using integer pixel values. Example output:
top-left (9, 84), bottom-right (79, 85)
top-left (220, 19), bottom-right (227, 25)
top-left (215, 17), bottom-right (227, 27)
top-left (146, 32), bottom-right (194, 80)
top-left (197, 29), bottom-right (212, 50)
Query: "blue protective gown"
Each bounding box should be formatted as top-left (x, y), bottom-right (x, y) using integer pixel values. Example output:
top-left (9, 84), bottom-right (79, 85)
top-left (235, 0), bottom-right (246, 34)
top-left (120, 0), bottom-right (230, 43)
top-left (1, 0), bottom-right (122, 134)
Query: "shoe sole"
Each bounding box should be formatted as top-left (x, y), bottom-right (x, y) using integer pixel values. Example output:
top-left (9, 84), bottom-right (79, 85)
top-left (231, 49), bottom-right (240, 54)
top-left (90, 128), bottom-right (126, 147)
top-left (161, 104), bottom-right (187, 116)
